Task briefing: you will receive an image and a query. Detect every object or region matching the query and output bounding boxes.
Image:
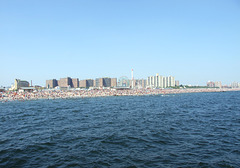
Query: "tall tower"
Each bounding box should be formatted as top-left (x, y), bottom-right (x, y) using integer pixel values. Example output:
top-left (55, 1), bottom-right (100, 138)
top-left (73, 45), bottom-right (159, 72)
top-left (131, 69), bottom-right (134, 88)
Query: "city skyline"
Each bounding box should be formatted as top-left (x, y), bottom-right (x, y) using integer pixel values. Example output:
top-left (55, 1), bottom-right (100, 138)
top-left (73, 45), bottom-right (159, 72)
top-left (1, 71), bottom-right (239, 88)
top-left (3, 75), bottom-right (240, 89)
top-left (1, 0), bottom-right (240, 86)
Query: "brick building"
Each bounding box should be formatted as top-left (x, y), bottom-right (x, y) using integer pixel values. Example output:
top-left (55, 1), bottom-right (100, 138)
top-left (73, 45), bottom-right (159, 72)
top-left (95, 77), bottom-right (116, 87)
top-left (72, 78), bottom-right (79, 88)
top-left (46, 79), bottom-right (58, 89)
top-left (58, 77), bottom-right (72, 87)
top-left (80, 79), bottom-right (94, 88)
top-left (111, 78), bottom-right (117, 87)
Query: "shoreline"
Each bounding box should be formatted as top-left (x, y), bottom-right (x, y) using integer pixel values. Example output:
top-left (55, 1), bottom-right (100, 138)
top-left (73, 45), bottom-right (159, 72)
top-left (1, 88), bottom-right (240, 102)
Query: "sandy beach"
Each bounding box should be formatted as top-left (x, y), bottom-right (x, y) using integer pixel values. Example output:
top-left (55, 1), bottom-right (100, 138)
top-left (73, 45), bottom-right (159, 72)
top-left (1, 88), bottom-right (240, 102)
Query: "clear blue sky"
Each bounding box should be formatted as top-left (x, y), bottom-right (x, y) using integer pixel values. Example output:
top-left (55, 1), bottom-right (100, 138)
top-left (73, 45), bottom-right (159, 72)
top-left (1, 0), bottom-right (240, 86)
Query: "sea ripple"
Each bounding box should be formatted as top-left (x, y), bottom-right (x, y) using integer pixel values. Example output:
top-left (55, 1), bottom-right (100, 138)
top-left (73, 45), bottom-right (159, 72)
top-left (0, 92), bottom-right (240, 167)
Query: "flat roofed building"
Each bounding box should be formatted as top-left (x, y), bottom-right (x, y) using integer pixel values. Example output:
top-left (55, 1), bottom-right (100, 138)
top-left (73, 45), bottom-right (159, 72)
top-left (72, 78), bottom-right (79, 88)
top-left (138, 79), bottom-right (147, 88)
top-left (231, 82), bottom-right (240, 88)
top-left (111, 78), bottom-right (117, 87)
top-left (215, 81), bottom-right (222, 88)
top-left (11, 79), bottom-right (30, 90)
top-left (147, 76), bottom-right (155, 88)
top-left (130, 79), bottom-right (146, 88)
top-left (95, 78), bottom-right (102, 87)
top-left (118, 76), bottom-right (130, 87)
top-left (166, 77), bottom-right (170, 87)
top-left (95, 78), bottom-right (112, 87)
top-left (80, 79), bottom-right (94, 88)
top-left (103, 78), bottom-right (111, 87)
top-left (151, 76), bottom-right (155, 87)
top-left (169, 76), bottom-right (175, 87)
top-left (175, 80), bottom-right (180, 87)
top-left (46, 79), bottom-right (58, 89)
top-left (79, 80), bottom-right (86, 88)
top-left (19, 87), bottom-right (36, 92)
top-left (58, 77), bottom-right (72, 88)
top-left (163, 77), bottom-right (167, 88)
top-left (207, 81), bottom-right (222, 88)
top-left (86, 79), bottom-right (94, 88)
top-left (156, 75), bottom-right (163, 88)
top-left (147, 77), bottom-right (150, 87)
top-left (147, 75), bottom-right (175, 88)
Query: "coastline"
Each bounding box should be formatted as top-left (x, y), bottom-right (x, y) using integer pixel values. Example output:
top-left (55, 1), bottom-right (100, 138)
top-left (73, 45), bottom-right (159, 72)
top-left (1, 88), bottom-right (240, 102)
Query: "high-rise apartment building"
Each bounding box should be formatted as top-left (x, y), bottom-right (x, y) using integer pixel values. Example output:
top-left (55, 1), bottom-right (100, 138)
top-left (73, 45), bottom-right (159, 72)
top-left (157, 75), bottom-right (163, 88)
top-left (46, 79), bottom-right (58, 88)
top-left (95, 78), bottom-right (103, 87)
top-left (46, 77), bottom-right (79, 89)
top-left (104, 78), bottom-right (111, 87)
top-left (175, 80), bottom-right (180, 87)
top-left (207, 81), bottom-right (222, 88)
top-left (147, 74), bottom-right (176, 88)
top-left (80, 79), bottom-right (94, 88)
top-left (139, 79), bottom-right (147, 88)
top-left (147, 76), bottom-right (157, 88)
top-left (95, 78), bottom-right (117, 87)
top-left (166, 76), bottom-right (170, 88)
top-left (130, 79), bottom-right (147, 88)
top-left (163, 77), bottom-right (167, 88)
top-left (111, 78), bottom-right (117, 87)
top-left (169, 76), bottom-right (175, 87)
top-left (72, 78), bottom-right (79, 88)
top-left (214, 81), bottom-right (222, 88)
top-left (231, 82), bottom-right (240, 88)
top-left (58, 77), bottom-right (72, 88)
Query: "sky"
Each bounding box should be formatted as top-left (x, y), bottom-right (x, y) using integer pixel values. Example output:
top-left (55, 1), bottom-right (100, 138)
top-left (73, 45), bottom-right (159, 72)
top-left (0, 0), bottom-right (240, 86)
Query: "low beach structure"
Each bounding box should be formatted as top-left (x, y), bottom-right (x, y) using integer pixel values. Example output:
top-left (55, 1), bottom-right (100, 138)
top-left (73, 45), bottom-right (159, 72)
top-left (0, 87), bottom-right (5, 92)
top-left (18, 87), bottom-right (36, 92)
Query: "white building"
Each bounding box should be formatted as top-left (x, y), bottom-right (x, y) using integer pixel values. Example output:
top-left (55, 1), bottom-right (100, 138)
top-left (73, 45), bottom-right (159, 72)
top-left (231, 82), bottom-right (240, 88)
top-left (214, 81), bottom-right (222, 88)
top-left (147, 74), bottom-right (176, 88)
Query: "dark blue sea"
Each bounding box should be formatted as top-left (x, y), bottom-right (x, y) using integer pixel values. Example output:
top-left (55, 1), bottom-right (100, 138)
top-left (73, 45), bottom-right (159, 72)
top-left (0, 92), bottom-right (240, 168)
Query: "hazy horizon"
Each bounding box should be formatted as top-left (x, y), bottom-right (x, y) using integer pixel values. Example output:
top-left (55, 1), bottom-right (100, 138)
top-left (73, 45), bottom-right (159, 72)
top-left (1, 0), bottom-right (240, 86)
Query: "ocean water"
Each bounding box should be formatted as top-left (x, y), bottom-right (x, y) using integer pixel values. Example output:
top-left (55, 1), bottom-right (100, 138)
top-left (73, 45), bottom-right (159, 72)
top-left (0, 92), bottom-right (240, 168)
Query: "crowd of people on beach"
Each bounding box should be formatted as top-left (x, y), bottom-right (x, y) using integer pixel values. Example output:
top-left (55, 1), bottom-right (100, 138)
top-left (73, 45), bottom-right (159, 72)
top-left (1, 88), bottom-right (240, 102)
